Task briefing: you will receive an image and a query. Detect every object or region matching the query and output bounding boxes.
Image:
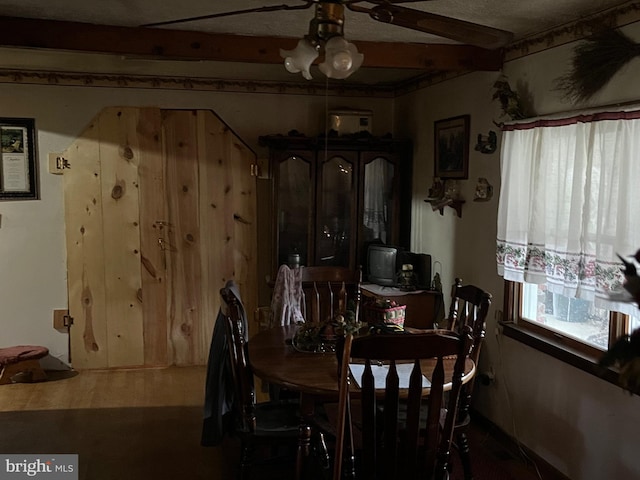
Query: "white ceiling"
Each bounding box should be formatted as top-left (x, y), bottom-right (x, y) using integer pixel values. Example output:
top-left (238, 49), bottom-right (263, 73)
top-left (0, 0), bottom-right (629, 43)
top-left (0, 0), bottom-right (633, 86)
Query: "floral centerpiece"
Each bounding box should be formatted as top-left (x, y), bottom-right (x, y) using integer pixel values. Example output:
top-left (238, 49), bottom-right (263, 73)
top-left (292, 306), bottom-right (366, 353)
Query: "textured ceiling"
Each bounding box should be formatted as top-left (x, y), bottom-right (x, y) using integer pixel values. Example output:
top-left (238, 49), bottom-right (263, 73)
top-left (0, 0), bottom-right (634, 87)
top-left (0, 0), bottom-right (630, 43)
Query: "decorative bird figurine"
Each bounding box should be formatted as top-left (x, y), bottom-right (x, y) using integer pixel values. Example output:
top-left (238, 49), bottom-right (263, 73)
top-left (425, 179), bottom-right (444, 201)
top-left (492, 78), bottom-right (525, 123)
top-left (475, 131), bottom-right (497, 154)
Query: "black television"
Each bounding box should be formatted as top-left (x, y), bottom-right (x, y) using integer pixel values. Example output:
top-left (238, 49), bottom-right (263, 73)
top-left (367, 244), bottom-right (432, 289)
top-left (367, 244), bottom-right (401, 286)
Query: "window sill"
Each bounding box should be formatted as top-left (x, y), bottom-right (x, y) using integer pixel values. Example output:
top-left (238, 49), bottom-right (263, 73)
top-left (499, 321), bottom-right (623, 388)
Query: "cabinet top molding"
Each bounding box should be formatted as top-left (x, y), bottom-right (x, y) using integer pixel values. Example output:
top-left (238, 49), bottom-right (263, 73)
top-left (259, 132), bottom-right (412, 151)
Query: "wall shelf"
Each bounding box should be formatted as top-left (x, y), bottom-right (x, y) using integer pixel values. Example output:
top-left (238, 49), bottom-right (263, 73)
top-left (425, 198), bottom-right (465, 218)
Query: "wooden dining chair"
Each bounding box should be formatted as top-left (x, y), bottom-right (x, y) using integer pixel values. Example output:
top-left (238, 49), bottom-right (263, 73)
top-left (220, 286), bottom-right (301, 480)
top-left (300, 266), bottom-right (363, 323)
top-left (268, 265), bottom-right (364, 405)
top-left (332, 329), bottom-right (474, 480)
top-left (445, 278), bottom-right (492, 480)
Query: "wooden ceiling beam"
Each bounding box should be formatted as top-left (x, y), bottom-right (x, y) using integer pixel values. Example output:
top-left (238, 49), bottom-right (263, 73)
top-left (0, 16), bottom-right (503, 72)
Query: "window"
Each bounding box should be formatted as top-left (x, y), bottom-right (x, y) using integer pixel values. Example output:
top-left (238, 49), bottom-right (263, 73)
top-left (497, 108), bottom-right (640, 364)
top-left (505, 280), bottom-right (636, 361)
top-left (522, 283), bottom-right (611, 350)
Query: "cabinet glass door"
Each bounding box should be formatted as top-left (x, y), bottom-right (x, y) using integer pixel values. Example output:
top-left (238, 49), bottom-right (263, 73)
top-left (316, 153), bottom-right (356, 267)
top-left (362, 156), bottom-right (396, 245)
top-left (358, 152), bottom-right (403, 270)
top-left (276, 154), bottom-right (312, 267)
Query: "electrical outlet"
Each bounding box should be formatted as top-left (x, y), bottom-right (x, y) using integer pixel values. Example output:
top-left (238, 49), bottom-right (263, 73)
top-left (53, 309), bottom-right (69, 330)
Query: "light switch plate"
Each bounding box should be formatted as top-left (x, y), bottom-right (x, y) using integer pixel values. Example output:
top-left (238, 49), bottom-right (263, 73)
top-left (48, 152), bottom-right (65, 174)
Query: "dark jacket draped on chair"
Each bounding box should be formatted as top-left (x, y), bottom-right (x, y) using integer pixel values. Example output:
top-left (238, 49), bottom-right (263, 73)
top-left (201, 280), bottom-right (247, 446)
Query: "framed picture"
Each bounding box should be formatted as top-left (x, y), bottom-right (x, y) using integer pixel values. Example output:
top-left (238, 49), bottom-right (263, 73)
top-left (434, 114), bottom-right (470, 179)
top-left (0, 118), bottom-right (38, 200)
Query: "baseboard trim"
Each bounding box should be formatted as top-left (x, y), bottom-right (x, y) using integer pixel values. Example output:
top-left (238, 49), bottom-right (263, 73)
top-left (470, 409), bottom-right (572, 480)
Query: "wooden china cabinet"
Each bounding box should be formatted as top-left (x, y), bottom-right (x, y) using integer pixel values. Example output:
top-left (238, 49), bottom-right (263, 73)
top-left (259, 132), bottom-right (412, 274)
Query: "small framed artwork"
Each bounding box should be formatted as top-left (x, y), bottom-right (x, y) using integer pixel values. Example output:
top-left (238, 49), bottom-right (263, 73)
top-left (0, 117), bottom-right (38, 200)
top-left (434, 114), bottom-right (470, 179)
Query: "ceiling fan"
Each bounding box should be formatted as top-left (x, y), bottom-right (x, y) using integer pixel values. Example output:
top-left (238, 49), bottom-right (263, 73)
top-left (142, 1), bottom-right (513, 79)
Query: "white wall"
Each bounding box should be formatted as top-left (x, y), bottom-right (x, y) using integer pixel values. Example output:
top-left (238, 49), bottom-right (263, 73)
top-left (5, 22), bottom-right (640, 479)
top-left (396, 23), bottom-right (640, 480)
top-left (0, 83), bottom-right (393, 368)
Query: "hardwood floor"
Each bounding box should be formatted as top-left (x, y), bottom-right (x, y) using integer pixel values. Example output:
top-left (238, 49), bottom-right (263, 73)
top-left (0, 366), bottom-right (207, 411)
top-left (0, 366), bottom-right (565, 480)
top-left (455, 413), bottom-right (568, 480)
top-left (0, 366), bottom-right (234, 480)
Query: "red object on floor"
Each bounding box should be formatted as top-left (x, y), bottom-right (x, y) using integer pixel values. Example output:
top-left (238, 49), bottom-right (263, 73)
top-left (0, 345), bottom-right (48, 385)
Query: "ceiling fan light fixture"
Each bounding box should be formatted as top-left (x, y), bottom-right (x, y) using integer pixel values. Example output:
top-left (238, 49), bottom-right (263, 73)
top-left (280, 38), bottom-right (319, 80)
top-left (319, 36), bottom-right (363, 79)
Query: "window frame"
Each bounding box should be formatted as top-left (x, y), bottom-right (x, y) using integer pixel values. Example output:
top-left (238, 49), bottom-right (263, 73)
top-left (501, 280), bottom-right (627, 388)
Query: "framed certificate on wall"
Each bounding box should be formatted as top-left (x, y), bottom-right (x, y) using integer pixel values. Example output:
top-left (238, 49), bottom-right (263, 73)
top-left (0, 117), bottom-right (38, 200)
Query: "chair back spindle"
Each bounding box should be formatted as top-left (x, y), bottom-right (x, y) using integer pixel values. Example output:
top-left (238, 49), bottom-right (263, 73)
top-left (333, 329), bottom-right (474, 480)
top-left (301, 266), bottom-right (362, 323)
top-left (445, 278), bottom-right (492, 480)
top-left (446, 278), bottom-right (492, 394)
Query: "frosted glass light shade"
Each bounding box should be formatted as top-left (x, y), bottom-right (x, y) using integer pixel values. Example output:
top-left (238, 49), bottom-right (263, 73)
top-left (280, 39), bottom-right (319, 80)
top-left (319, 36), bottom-right (364, 79)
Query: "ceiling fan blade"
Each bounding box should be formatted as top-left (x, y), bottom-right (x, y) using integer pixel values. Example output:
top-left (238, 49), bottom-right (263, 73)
top-left (355, 3), bottom-right (513, 49)
top-left (344, 0), bottom-right (434, 3)
top-left (141, 2), bottom-right (314, 28)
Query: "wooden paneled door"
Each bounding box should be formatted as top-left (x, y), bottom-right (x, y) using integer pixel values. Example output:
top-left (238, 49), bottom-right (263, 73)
top-left (63, 107), bottom-right (257, 369)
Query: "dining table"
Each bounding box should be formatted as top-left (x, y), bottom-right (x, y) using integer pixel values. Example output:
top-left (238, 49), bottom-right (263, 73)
top-left (248, 325), bottom-right (476, 478)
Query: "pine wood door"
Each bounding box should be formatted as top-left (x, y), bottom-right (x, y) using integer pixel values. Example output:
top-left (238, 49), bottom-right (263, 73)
top-left (63, 107), bottom-right (257, 368)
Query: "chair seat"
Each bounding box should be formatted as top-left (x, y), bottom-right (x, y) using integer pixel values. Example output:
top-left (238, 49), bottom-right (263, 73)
top-left (0, 345), bottom-right (49, 365)
top-left (315, 400), bottom-right (365, 446)
top-left (252, 401), bottom-right (301, 436)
